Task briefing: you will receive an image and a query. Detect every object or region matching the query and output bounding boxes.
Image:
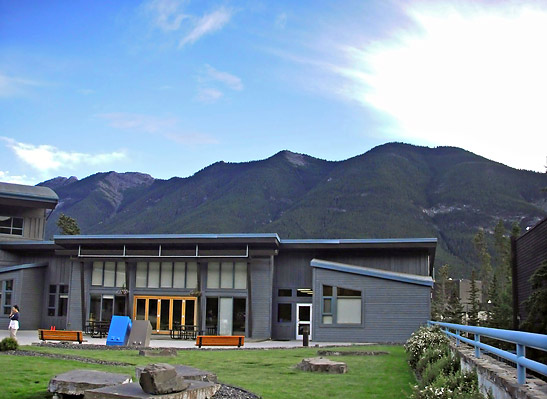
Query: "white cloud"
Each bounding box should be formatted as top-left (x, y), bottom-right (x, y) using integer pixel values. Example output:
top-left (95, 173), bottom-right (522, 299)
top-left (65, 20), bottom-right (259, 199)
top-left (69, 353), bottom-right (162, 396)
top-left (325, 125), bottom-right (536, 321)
top-left (145, 0), bottom-right (188, 31)
top-left (97, 112), bottom-right (219, 144)
top-left (0, 170), bottom-right (36, 185)
top-left (0, 72), bottom-right (44, 97)
top-left (1, 137), bottom-right (126, 172)
top-left (196, 87), bottom-right (223, 103)
top-left (334, 2), bottom-right (547, 172)
top-left (179, 7), bottom-right (233, 47)
top-left (275, 12), bottom-right (287, 29)
top-left (203, 64), bottom-right (243, 91)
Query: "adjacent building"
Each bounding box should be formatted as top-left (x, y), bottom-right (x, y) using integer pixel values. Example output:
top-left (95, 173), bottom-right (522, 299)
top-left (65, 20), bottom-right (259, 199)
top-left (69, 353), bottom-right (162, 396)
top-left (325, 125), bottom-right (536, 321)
top-left (0, 182), bottom-right (436, 343)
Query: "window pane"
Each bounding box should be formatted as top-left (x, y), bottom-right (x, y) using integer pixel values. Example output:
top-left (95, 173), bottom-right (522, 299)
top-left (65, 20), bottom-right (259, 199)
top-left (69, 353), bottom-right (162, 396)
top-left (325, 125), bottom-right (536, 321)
top-left (323, 298), bottom-right (332, 313)
top-left (337, 298), bottom-right (362, 324)
top-left (102, 296), bottom-right (114, 321)
top-left (5, 280), bottom-right (13, 291)
top-left (0, 217), bottom-right (11, 228)
top-left (233, 298), bottom-right (246, 335)
top-left (116, 262), bottom-right (126, 288)
top-left (206, 297), bottom-right (218, 328)
top-left (103, 262), bottom-right (115, 287)
top-left (337, 287), bottom-right (361, 297)
top-left (322, 315), bottom-right (333, 324)
top-left (12, 218), bottom-right (23, 229)
top-left (323, 285), bottom-right (333, 296)
top-left (148, 262), bottom-right (160, 288)
top-left (58, 297), bottom-right (68, 317)
top-left (91, 262), bottom-right (103, 286)
top-left (90, 294), bottom-right (101, 321)
top-left (186, 262), bottom-right (197, 289)
top-left (173, 262), bottom-right (186, 288)
top-left (277, 303), bottom-right (292, 323)
top-left (297, 289), bottom-right (313, 297)
top-left (234, 262), bottom-right (247, 289)
top-left (59, 285), bottom-right (69, 294)
top-left (48, 294), bottom-right (56, 308)
top-left (220, 262), bottom-right (233, 289)
top-left (5, 292), bottom-right (11, 305)
top-left (160, 262), bottom-right (173, 288)
top-left (136, 262), bottom-right (147, 288)
top-left (278, 289), bottom-right (292, 297)
top-left (207, 262), bottom-right (220, 289)
top-left (49, 285), bottom-right (57, 294)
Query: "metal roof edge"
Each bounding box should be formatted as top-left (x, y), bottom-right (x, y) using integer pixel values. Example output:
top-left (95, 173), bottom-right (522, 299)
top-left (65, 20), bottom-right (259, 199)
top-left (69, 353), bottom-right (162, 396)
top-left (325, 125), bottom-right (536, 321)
top-left (310, 258), bottom-right (434, 287)
top-left (54, 233), bottom-right (281, 241)
top-left (281, 238), bottom-right (437, 244)
top-left (0, 262), bottom-right (48, 273)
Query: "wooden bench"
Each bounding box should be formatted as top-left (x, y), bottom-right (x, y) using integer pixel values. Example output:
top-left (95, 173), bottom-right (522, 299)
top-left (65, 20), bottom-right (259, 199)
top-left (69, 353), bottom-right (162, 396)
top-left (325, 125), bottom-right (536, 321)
top-left (38, 329), bottom-right (84, 344)
top-left (196, 335), bottom-right (244, 348)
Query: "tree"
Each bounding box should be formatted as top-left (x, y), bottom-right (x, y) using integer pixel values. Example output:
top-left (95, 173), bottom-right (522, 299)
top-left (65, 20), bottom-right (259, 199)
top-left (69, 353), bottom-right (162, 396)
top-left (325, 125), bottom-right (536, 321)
top-left (468, 270), bottom-right (481, 326)
top-left (445, 287), bottom-right (465, 324)
top-left (474, 229), bottom-right (492, 301)
top-left (431, 264), bottom-right (451, 320)
top-left (56, 214), bottom-right (81, 235)
top-left (521, 260), bottom-right (547, 334)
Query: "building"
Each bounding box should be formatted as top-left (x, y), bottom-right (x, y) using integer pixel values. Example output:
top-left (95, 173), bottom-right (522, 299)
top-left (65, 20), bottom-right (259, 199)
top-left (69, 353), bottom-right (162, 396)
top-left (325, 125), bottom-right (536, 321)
top-left (512, 217), bottom-right (547, 329)
top-left (0, 182), bottom-right (436, 343)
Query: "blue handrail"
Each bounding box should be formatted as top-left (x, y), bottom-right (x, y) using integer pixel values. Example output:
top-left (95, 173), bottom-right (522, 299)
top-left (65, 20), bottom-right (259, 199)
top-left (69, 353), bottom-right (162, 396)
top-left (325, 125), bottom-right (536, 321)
top-left (428, 320), bottom-right (547, 385)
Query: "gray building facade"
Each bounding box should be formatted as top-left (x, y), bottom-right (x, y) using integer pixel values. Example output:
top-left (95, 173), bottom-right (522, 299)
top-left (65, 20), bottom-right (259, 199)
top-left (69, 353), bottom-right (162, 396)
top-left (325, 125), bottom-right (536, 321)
top-left (0, 182), bottom-right (436, 343)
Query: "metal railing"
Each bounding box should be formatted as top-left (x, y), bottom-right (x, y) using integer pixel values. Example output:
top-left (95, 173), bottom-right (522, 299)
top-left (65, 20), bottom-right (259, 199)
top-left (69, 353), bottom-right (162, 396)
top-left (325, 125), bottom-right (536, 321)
top-left (428, 321), bottom-right (547, 384)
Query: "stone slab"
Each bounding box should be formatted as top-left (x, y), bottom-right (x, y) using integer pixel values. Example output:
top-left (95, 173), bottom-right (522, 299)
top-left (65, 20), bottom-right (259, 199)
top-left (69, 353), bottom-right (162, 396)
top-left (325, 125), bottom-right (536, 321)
top-left (135, 365), bottom-right (217, 383)
top-left (139, 363), bottom-right (189, 395)
top-left (48, 369), bottom-right (132, 396)
top-left (127, 320), bottom-right (152, 347)
top-left (296, 357), bottom-right (348, 374)
top-left (84, 381), bottom-right (220, 399)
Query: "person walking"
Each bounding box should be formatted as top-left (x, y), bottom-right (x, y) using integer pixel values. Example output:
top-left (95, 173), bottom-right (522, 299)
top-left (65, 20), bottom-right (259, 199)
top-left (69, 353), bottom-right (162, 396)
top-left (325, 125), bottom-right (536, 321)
top-left (9, 305), bottom-right (20, 340)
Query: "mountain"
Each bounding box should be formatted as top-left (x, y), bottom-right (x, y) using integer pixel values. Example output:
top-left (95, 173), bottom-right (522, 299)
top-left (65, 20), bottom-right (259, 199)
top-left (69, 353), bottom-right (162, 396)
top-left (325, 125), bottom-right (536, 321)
top-left (39, 143), bottom-right (547, 277)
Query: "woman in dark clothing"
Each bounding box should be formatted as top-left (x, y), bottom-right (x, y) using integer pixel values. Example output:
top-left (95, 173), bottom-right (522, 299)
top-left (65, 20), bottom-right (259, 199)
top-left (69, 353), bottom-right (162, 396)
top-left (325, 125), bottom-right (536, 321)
top-left (9, 305), bottom-right (19, 340)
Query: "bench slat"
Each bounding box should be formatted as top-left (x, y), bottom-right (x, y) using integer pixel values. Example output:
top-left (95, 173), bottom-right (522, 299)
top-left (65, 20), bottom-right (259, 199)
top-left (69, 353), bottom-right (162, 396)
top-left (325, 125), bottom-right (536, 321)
top-left (196, 335), bottom-right (244, 348)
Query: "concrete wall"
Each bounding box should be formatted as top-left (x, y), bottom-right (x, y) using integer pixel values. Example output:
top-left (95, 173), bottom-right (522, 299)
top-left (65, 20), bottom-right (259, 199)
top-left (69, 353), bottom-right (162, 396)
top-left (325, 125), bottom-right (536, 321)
top-left (312, 268), bottom-right (430, 343)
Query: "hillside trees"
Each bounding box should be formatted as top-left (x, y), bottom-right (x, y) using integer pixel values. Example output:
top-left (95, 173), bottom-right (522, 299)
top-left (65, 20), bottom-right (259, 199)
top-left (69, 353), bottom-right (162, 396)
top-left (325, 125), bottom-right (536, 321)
top-left (56, 214), bottom-right (81, 235)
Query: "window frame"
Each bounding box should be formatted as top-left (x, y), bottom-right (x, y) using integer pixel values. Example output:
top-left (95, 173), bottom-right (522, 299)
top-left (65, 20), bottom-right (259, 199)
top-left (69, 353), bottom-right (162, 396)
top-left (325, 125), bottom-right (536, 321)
top-left (1, 279), bottom-right (14, 315)
top-left (207, 261), bottom-right (247, 290)
top-left (0, 216), bottom-right (24, 236)
top-left (47, 284), bottom-right (69, 317)
top-left (92, 261), bottom-right (126, 287)
top-left (135, 261), bottom-right (197, 289)
top-left (320, 285), bottom-right (363, 327)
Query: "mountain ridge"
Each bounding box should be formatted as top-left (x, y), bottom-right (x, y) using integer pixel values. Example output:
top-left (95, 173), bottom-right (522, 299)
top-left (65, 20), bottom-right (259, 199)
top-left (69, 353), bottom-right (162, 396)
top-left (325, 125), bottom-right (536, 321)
top-left (38, 143), bottom-right (547, 277)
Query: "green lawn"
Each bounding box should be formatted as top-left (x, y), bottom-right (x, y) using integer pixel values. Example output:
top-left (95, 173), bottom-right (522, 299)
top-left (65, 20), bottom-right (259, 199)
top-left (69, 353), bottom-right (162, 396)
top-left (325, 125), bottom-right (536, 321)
top-left (0, 345), bottom-right (415, 399)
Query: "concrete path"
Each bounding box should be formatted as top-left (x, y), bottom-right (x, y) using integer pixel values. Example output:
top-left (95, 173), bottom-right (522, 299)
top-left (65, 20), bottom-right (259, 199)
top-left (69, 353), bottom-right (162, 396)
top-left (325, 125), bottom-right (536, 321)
top-left (0, 330), bottom-right (369, 349)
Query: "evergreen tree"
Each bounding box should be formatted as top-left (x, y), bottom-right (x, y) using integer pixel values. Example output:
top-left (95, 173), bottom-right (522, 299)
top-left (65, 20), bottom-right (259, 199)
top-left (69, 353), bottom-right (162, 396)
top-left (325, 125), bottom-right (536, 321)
top-left (431, 264), bottom-right (451, 320)
top-left (521, 260), bottom-right (547, 334)
top-left (468, 270), bottom-right (481, 326)
top-left (56, 214), bottom-right (81, 235)
top-left (445, 286), bottom-right (464, 324)
top-left (474, 228), bottom-right (492, 301)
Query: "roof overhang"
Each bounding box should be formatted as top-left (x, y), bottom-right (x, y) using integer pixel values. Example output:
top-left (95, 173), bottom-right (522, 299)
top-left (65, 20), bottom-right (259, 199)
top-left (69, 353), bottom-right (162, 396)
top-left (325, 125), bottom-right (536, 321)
top-left (311, 258), bottom-right (434, 287)
top-left (0, 182), bottom-right (58, 209)
top-left (0, 261), bottom-right (48, 274)
top-left (0, 240), bottom-right (57, 251)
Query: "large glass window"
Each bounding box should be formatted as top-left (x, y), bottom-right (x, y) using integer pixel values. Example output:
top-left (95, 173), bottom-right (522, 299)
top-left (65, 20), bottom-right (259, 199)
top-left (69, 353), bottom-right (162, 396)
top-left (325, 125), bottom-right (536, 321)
top-left (92, 262), bottom-right (126, 287)
top-left (207, 262), bottom-right (246, 289)
top-left (48, 284), bottom-right (69, 317)
top-left (2, 280), bottom-right (14, 315)
top-left (89, 294), bottom-right (125, 321)
top-left (136, 261), bottom-right (197, 289)
top-left (321, 285), bottom-right (362, 325)
top-left (277, 303), bottom-right (292, 323)
top-left (0, 216), bottom-right (23, 236)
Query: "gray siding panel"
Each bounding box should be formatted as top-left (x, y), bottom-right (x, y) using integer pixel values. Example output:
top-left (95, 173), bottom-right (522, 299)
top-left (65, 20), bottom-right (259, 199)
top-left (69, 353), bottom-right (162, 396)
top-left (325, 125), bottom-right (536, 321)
top-left (250, 258), bottom-right (272, 339)
top-left (20, 267), bottom-right (46, 329)
top-left (312, 268), bottom-right (430, 343)
top-left (68, 261), bottom-right (83, 330)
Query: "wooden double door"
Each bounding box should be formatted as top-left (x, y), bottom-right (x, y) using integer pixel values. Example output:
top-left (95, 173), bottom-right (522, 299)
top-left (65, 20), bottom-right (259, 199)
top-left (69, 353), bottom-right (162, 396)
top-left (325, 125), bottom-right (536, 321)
top-left (133, 296), bottom-right (198, 333)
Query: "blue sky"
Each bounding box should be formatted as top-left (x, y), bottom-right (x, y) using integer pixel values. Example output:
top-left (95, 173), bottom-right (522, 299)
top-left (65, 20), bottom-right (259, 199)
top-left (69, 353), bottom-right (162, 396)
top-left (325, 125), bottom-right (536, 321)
top-left (1, 0), bottom-right (546, 184)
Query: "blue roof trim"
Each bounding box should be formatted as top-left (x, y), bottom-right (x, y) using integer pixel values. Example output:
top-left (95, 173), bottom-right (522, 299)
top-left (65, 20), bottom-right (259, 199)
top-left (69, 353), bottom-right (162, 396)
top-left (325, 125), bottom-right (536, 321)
top-left (282, 238), bottom-right (437, 244)
top-left (0, 240), bottom-right (54, 245)
top-left (54, 233), bottom-right (281, 240)
top-left (0, 262), bottom-right (48, 273)
top-left (310, 258), bottom-right (434, 287)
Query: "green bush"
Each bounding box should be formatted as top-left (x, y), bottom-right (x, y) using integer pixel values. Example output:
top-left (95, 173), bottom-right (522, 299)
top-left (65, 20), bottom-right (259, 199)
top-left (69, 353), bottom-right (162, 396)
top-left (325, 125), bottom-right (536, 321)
top-left (421, 353), bottom-right (460, 387)
top-left (0, 337), bottom-right (19, 351)
top-left (416, 343), bottom-right (451, 376)
top-left (410, 370), bottom-right (484, 399)
top-left (405, 325), bottom-right (450, 368)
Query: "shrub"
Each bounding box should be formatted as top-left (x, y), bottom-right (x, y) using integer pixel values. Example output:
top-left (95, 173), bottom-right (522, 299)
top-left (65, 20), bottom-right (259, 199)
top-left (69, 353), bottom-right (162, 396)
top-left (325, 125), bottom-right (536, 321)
top-left (405, 325), bottom-right (449, 368)
top-left (416, 343), bottom-right (451, 376)
top-left (0, 337), bottom-right (19, 351)
top-left (421, 353), bottom-right (460, 387)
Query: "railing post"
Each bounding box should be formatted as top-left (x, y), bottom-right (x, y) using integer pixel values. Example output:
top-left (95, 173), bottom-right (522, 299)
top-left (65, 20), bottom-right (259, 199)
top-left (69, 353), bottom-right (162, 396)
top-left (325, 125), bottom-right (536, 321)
top-left (456, 329), bottom-right (460, 347)
top-left (516, 344), bottom-right (526, 384)
top-left (474, 334), bottom-right (481, 358)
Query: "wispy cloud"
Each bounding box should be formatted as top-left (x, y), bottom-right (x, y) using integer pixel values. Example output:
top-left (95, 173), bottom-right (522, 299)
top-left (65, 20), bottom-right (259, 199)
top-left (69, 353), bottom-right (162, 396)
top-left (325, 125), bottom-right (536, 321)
top-left (143, 0), bottom-right (233, 47)
top-left (179, 7), bottom-right (233, 47)
top-left (0, 72), bottom-right (45, 97)
top-left (275, 12), bottom-right (287, 29)
top-left (203, 64), bottom-right (243, 91)
top-left (97, 112), bottom-right (219, 144)
top-left (0, 170), bottom-right (36, 185)
top-left (1, 137), bottom-right (126, 172)
top-left (196, 87), bottom-right (223, 103)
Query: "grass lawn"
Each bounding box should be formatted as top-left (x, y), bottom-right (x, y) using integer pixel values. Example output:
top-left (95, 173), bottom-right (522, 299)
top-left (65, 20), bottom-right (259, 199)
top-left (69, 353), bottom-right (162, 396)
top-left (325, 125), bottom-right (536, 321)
top-left (0, 345), bottom-right (415, 399)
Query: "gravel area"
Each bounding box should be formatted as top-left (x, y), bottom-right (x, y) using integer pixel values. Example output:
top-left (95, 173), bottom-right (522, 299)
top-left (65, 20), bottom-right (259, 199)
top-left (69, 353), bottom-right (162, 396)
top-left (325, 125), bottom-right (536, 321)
top-left (213, 384), bottom-right (261, 399)
top-left (0, 349), bottom-right (132, 366)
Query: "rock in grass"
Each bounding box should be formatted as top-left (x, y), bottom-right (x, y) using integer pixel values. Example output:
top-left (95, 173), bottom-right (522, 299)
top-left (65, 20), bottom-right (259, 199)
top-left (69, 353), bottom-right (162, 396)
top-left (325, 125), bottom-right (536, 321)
top-left (139, 363), bottom-right (189, 394)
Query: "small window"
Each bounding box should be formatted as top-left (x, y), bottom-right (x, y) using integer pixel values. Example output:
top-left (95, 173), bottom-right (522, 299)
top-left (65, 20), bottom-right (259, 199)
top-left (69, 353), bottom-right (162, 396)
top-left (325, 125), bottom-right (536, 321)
top-left (160, 262), bottom-right (173, 288)
top-left (220, 262), bottom-right (233, 288)
top-left (278, 289), bottom-right (292, 297)
top-left (297, 288), bottom-right (313, 297)
top-left (91, 262), bottom-right (103, 286)
top-left (277, 303), bottom-right (292, 323)
top-left (207, 262), bottom-right (220, 289)
top-left (115, 262), bottom-right (126, 288)
top-left (47, 284), bottom-right (70, 317)
top-left (136, 262), bottom-right (147, 288)
top-left (2, 280), bottom-right (14, 315)
top-left (186, 262), bottom-right (198, 288)
top-left (103, 262), bottom-right (116, 287)
top-left (234, 262), bottom-right (247, 289)
top-left (0, 216), bottom-right (24, 236)
top-left (148, 262), bottom-right (160, 288)
top-left (173, 262), bottom-right (186, 288)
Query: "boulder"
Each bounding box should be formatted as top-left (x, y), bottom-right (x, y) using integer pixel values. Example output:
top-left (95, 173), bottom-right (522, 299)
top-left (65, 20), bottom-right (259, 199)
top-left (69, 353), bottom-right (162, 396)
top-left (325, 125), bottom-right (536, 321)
top-left (139, 363), bottom-right (189, 395)
top-left (296, 357), bottom-right (348, 374)
top-left (136, 364), bottom-right (217, 383)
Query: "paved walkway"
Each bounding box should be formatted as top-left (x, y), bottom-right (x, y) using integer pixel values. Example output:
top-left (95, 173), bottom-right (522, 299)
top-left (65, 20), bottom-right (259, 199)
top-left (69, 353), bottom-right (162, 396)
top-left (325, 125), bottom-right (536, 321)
top-left (0, 330), bottom-right (369, 349)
